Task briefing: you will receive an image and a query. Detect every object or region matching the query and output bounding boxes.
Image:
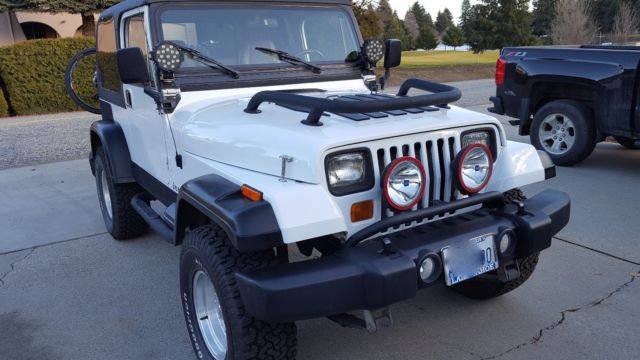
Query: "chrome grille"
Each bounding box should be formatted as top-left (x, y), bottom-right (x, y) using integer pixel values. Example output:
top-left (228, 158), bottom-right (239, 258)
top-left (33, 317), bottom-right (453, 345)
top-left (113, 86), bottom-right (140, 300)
top-left (376, 135), bottom-right (462, 220)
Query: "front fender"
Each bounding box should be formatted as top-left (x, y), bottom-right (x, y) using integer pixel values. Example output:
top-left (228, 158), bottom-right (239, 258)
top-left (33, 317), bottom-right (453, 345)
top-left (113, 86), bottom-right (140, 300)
top-left (89, 121), bottom-right (135, 183)
top-left (485, 141), bottom-right (553, 192)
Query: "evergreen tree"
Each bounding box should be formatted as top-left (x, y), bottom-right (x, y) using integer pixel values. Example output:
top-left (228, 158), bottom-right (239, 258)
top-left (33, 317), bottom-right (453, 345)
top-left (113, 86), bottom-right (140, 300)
top-left (376, 0), bottom-right (395, 29)
top-left (384, 11), bottom-right (413, 50)
top-left (442, 24), bottom-right (466, 50)
top-left (459, 0), bottom-right (473, 38)
top-left (467, 0), bottom-right (535, 53)
top-left (352, 0), bottom-right (383, 38)
top-left (435, 8), bottom-right (454, 34)
top-left (409, 1), bottom-right (437, 49)
top-left (532, 0), bottom-right (557, 37)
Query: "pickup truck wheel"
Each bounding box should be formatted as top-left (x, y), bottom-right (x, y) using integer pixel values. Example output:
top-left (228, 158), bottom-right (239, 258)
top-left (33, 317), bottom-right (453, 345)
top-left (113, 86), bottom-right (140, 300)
top-left (531, 100), bottom-right (596, 166)
top-left (450, 188), bottom-right (539, 300)
top-left (614, 136), bottom-right (640, 149)
top-left (180, 225), bottom-right (297, 360)
top-left (94, 148), bottom-right (148, 240)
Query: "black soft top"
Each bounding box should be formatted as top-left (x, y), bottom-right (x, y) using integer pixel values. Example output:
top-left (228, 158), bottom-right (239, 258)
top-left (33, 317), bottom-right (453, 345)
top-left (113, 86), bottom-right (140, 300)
top-left (100, 0), bottom-right (351, 21)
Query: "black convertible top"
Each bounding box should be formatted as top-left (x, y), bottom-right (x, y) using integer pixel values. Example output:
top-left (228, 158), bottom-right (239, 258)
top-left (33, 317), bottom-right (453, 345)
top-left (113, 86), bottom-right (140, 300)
top-left (101, 0), bottom-right (352, 21)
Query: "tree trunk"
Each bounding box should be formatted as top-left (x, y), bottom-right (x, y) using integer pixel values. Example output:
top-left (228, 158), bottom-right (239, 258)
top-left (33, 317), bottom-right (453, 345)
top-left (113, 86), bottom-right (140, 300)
top-left (81, 13), bottom-right (96, 38)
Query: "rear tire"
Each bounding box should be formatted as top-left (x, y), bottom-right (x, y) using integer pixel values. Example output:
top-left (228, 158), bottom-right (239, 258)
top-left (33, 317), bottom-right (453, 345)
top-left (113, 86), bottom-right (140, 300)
top-left (180, 225), bottom-right (297, 360)
top-left (94, 147), bottom-right (148, 240)
top-left (614, 136), bottom-right (640, 149)
top-left (531, 100), bottom-right (596, 166)
top-left (450, 188), bottom-right (540, 300)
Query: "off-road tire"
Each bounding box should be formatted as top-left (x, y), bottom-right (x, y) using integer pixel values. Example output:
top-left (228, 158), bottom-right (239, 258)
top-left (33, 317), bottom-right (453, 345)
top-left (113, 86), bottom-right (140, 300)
top-left (180, 225), bottom-right (297, 360)
top-left (614, 136), bottom-right (640, 149)
top-left (531, 100), bottom-right (596, 166)
top-left (94, 147), bottom-right (148, 240)
top-left (451, 188), bottom-right (539, 300)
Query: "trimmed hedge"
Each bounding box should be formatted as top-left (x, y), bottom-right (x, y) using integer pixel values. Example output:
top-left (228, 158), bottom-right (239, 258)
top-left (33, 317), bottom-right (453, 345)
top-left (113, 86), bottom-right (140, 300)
top-left (0, 37), bottom-right (96, 116)
top-left (0, 87), bottom-right (8, 117)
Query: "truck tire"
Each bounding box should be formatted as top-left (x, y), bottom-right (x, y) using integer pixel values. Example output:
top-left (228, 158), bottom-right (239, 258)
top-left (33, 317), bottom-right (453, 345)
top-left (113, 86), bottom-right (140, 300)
top-left (614, 136), bottom-right (640, 149)
top-left (531, 100), bottom-right (596, 166)
top-left (450, 188), bottom-right (540, 300)
top-left (94, 147), bottom-right (148, 240)
top-left (180, 224), bottom-right (297, 360)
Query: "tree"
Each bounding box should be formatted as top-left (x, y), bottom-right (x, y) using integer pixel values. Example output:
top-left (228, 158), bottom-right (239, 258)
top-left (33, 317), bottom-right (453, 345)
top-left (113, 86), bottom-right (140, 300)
top-left (416, 26), bottom-right (438, 49)
top-left (435, 8), bottom-right (454, 34)
top-left (408, 1), bottom-right (438, 50)
top-left (442, 24), bottom-right (466, 50)
top-left (352, 0), bottom-right (383, 39)
top-left (612, 1), bottom-right (639, 43)
top-left (551, 0), bottom-right (598, 45)
top-left (532, 0), bottom-right (557, 37)
top-left (0, 0), bottom-right (119, 37)
top-left (384, 11), bottom-right (413, 50)
top-left (410, 1), bottom-right (433, 28)
top-left (467, 0), bottom-right (535, 53)
top-left (376, 0), bottom-right (394, 29)
top-left (459, 0), bottom-right (473, 38)
top-left (404, 10), bottom-right (420, 42)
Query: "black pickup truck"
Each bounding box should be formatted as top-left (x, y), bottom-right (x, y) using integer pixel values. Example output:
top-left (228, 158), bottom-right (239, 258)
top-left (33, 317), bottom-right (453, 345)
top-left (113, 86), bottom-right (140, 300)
top-left (489, 45), bottom-right (640, 166)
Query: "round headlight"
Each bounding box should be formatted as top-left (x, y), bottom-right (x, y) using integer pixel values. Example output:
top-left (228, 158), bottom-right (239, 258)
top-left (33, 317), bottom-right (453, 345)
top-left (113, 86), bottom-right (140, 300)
top-left (454, 144), bottom-right (494, 194)
top-left (383, 157), bottom-right (426, 211)
top-left (363, 38), bottom-right (385, 65)
top-left (154, 41), bottom-right (183, 72)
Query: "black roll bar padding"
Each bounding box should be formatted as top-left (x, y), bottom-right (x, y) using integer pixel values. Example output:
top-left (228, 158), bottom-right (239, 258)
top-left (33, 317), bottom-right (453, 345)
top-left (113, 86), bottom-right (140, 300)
top-left (345, 191), bottom-right (506, 248)
top-left (243, 78), bottom-right (462, 126)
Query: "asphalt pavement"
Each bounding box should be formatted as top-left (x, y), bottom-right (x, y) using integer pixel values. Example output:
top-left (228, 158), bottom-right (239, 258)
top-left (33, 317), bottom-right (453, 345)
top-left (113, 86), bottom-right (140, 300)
top-left (1, 79), bottom-right (639, 360)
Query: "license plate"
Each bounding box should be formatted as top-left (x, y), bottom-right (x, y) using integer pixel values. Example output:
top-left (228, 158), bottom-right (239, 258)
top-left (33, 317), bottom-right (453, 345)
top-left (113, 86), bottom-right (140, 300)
top-left (442, 234), bottom-right (499, 286)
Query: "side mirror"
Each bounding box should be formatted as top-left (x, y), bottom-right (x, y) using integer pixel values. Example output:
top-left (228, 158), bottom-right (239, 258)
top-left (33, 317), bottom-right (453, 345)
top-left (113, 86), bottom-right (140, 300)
top-left (117, 47), bottom-right (150, 84)
top-left (383, 39), bottom-right (402, 69)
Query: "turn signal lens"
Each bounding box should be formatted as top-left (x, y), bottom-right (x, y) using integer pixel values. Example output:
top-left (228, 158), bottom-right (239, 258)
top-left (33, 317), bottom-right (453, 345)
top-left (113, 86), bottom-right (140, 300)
top-left (241, 185), bottom-right (263, 202)
top-left (351, 200), bottom-right (374, 223)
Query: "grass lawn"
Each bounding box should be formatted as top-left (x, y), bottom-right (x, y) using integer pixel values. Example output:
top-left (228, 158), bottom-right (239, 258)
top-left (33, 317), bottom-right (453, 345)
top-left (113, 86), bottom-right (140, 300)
top-left (399, 50), bottom-right (500, 68)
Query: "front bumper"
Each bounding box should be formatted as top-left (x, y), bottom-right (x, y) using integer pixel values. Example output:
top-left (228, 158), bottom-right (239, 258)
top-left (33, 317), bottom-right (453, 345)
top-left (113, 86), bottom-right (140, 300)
top-left (236, 190), bottom-right (570, 322)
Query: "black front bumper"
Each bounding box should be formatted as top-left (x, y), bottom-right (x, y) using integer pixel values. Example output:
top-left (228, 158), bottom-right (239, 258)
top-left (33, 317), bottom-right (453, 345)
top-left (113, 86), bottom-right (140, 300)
top-left (236, 190), bottom-right (570, 322)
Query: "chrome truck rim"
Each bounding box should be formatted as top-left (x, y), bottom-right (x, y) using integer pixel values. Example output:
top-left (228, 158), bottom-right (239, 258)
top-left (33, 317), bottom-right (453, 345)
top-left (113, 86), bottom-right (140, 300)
top-left (193, 270), bottom-right (228, 359)
top-left (100, 170), bottom-right (113, 219)
top-left (539, 113), bottom-right (576, 155)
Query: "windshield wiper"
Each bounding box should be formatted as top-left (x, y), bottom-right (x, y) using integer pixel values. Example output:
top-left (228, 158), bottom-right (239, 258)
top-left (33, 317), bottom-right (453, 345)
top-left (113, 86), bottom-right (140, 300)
top-left (255, 47), bottom-right (322, 74)
top-left (169, 42), bottom-right (240, 79)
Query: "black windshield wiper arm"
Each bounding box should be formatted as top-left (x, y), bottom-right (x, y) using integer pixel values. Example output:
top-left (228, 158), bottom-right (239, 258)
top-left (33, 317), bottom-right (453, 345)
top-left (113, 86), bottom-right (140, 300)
top-left (255, 47), bottom-right (322, 74)
top-left (170, 42), bottom-right (240, 79)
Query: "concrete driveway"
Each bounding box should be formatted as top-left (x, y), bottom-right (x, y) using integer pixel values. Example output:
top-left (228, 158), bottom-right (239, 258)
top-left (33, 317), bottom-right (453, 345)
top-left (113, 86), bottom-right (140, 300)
top-left (1, 79), bottom-right (638, 360)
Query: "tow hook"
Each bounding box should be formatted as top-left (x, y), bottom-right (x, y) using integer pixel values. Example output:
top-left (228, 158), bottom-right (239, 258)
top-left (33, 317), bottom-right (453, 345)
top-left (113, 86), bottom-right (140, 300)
top-left (496, 260), bottom-right (521, 282)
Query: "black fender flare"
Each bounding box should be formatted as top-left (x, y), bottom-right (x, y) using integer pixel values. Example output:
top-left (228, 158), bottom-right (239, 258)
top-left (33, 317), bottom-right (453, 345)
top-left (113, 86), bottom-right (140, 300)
top-left (174, 174), bottom-right (284, 252)
top-left (89, 120), bottom-right (135, 183)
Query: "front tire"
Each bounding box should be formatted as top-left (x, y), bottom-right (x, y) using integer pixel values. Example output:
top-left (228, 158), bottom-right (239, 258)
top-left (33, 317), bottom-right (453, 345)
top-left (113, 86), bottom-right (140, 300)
top-left (531, 100), bottom-right (596, 166)
top-left (94, 147), bottom-right (148, 240)
top-left (180, 225), bottom-right (297, 360)
top-left (451, 188), bottom-right (540, 300)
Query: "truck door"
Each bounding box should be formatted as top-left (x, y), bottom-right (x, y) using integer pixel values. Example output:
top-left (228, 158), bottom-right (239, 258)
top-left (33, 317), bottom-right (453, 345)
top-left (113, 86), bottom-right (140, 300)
top-left (117, 8), bottom-right (173, 187)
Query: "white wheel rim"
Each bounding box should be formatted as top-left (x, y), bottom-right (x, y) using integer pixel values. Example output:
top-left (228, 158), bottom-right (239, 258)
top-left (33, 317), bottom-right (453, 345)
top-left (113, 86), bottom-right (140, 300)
top-left (193, 270), bottom-right (228, 359)
top-left (539, 113), bottom-right (576, 155)
top-left (100, 170), bottom-right (113, 220)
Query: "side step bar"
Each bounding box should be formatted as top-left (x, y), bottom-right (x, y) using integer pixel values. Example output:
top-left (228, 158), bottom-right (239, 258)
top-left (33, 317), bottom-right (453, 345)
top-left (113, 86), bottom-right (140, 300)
top-left (131, 193), bottom-right (174, 243)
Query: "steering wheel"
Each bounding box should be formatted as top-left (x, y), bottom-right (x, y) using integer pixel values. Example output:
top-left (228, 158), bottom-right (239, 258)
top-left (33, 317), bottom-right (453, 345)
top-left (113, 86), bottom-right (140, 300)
top-left (296, 49), bottom-right (325, 61)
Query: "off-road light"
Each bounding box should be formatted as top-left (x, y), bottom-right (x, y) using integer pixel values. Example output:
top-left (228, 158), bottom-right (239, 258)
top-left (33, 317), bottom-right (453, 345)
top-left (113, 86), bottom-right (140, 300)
top-left (154, 41), bottom-right (183, 72)
top-left (453, 144), bottom-right (494, 194)
top-left (497, 229), bottom-right (516, 257)
top-left (363, 38), bottom-right (385, 65)
top-left (383, 157), bottom-right (426, 211)
top-left (416, 253), bottom-right (442, 285)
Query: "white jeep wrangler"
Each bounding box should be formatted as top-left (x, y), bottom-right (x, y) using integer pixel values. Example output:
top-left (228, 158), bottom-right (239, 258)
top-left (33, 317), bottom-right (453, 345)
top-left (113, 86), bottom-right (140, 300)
top-left (66, 0), bottom-right (570, 359)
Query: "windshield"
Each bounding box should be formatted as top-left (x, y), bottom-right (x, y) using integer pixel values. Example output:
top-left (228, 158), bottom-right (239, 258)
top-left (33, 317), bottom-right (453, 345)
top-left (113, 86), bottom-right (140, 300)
top-left (158, 5), bottom-right (361, 69)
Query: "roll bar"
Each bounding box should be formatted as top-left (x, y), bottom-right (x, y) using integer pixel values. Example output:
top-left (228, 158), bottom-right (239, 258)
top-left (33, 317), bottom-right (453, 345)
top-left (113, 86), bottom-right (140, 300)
top-left (244, 78), bottom-right (462, 126)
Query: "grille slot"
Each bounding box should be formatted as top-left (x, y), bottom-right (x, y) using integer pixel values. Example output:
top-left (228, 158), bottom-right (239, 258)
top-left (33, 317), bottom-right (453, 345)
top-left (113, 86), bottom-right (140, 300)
top-left (378, 135), bottom-right (460, 222)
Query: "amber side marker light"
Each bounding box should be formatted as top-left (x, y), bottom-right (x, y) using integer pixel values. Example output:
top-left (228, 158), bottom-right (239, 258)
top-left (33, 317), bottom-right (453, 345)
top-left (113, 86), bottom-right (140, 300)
top-left (351, 200), bottom-right (374, 223)
top-left (241, 185), bottom-right (263, 202)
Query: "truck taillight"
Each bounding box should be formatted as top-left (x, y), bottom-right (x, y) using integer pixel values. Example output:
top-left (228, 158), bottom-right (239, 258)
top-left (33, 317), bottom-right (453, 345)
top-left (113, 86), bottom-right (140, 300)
top-left (495, 58), bottom-right (506, 86)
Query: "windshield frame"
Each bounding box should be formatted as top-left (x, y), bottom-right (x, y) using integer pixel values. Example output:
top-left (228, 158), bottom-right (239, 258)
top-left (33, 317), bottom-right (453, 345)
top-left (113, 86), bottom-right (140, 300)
top-left (149, 2), bottom-right (364, 85)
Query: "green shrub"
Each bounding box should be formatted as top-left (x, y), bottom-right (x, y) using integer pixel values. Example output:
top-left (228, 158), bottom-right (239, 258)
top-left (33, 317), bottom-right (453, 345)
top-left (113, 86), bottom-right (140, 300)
top-left (0, 88), bottom-right (8, 117)
top-left (0, 37), bottom-right (96, 116)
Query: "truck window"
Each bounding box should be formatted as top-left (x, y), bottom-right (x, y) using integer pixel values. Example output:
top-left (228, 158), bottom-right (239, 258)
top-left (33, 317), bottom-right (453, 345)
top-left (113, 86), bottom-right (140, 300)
top-left (123, 13), bottom-right (155, 88)
top-left (97, 17), bottom-right (121, 93)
